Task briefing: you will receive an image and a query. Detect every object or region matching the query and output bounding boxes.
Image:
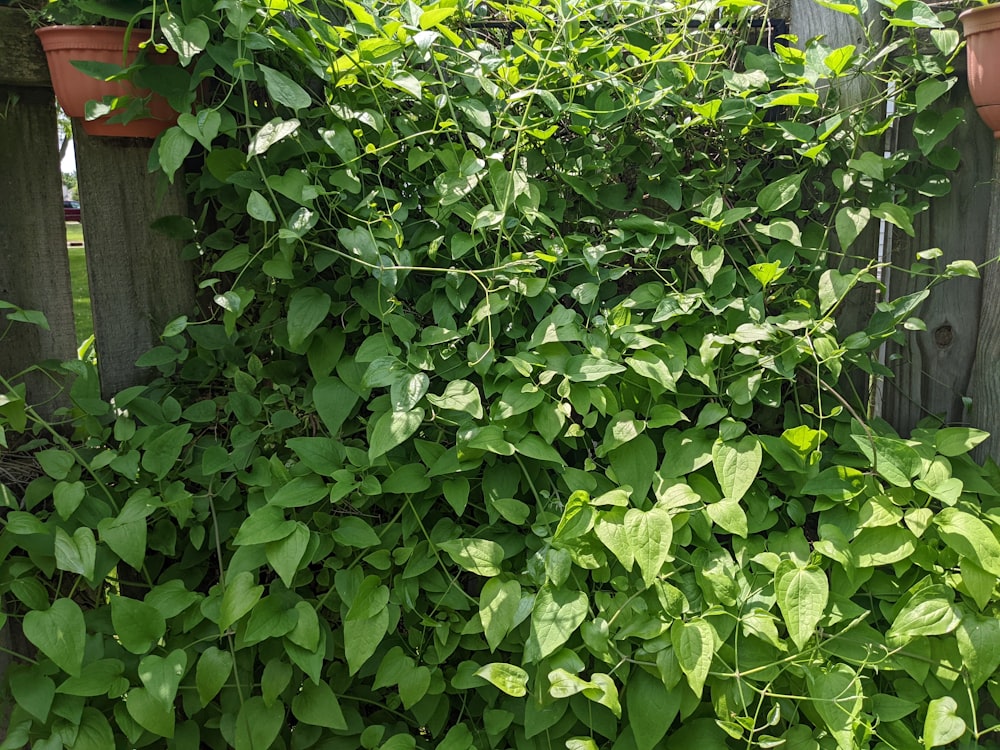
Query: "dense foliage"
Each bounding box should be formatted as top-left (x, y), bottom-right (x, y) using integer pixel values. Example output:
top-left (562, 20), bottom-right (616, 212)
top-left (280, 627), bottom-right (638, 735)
top-left (3, 0), bottom-right (999, 748)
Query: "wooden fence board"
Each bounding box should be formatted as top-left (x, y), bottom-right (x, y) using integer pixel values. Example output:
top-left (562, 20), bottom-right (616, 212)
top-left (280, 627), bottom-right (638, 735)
top-left (73, 126), bottom-right (196, 398)
top-left (790, 0), bottom-right (886, 408)
top-left (882, 84), bottom-right (996, 437)
top-left (0, 9), bottom-right (51, 88)
top-left (0, 86), bottom-right (78, 414)
top-left (968, 145), bottom-right (1000, 461)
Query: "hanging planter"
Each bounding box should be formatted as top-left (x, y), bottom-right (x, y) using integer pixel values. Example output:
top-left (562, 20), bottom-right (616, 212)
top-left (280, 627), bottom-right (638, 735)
top-left (35, 25), bottom-right (178, 139)
top-left (960, 3), bottom-right (1000, 139)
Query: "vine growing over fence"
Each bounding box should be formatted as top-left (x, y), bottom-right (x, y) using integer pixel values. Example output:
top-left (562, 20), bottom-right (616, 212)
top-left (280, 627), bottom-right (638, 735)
top-left (2, 0), bottom-right (997, 748)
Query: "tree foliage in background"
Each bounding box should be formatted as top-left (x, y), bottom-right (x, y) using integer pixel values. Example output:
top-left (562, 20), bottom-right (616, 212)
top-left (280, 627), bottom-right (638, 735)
top-left (2, 0), bottom-right (999, 748)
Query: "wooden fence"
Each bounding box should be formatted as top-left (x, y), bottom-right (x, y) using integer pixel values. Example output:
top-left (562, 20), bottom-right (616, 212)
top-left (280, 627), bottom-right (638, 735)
top-left (1, 4), bottom-right (999, 446)
top-left (0, 8), bottom-right (195, 410)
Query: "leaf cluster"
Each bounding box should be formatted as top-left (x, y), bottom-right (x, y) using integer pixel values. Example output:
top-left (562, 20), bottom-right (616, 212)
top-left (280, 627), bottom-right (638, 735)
top-left (2, 0), bottom-right (996, 748)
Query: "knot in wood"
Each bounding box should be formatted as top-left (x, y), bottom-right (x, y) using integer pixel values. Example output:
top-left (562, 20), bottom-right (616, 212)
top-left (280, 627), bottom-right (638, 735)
top-left (933, 324), bottom-right (954, 349)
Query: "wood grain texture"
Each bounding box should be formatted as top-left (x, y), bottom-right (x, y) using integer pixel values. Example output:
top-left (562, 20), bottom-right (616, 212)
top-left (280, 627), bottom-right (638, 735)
top-left (73, 125), bottom-right (196, 398)
top-left (790, 0), bottom-right (880, 110)
top-left (882, 84), bottom-right (996, 437)
top-left (791, 0), bottom-right (885, 407)
top-left (968, 144), bottom-right (1000, 462)
top-left (0, 9), bottom-right (51, 88)
top-left (0, 86), bottom-right (78, 413)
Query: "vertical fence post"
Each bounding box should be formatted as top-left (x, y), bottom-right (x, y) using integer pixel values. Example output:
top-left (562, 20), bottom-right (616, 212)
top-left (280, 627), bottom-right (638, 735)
top-left (968, 145), bottom-right (1000, 461)
top-left (0, 17), bottom-right (78, 416)
top-left (882, 79), bottom-right (995, 436)
top-left (790, 0), bottom-right (885, 407)
top-left (0, 12), bottom-right (75, 740)
top-left (73, 126), bottom-right (196, 399)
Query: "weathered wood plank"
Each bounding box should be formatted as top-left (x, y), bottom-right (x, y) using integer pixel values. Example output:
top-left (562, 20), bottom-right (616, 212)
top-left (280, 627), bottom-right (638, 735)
top-left (882, 84), bottom-right (996, 436)
top-left (0, 86), bottom-right (78, 413)
top-left (791, 0), bottom-right (885, 407)
top-left (0, 8), bottom-right (52, 88)
top-left (790, 0), bottom-right (880, 109)
top-left (968, 144), bottom-right (1000, 461)
top-left (73, 125), bottom-right (196, 398)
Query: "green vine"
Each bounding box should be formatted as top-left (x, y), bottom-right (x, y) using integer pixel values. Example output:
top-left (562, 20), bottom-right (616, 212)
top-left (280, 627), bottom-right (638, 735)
top-left (2, 0), bottom-right (996, 748)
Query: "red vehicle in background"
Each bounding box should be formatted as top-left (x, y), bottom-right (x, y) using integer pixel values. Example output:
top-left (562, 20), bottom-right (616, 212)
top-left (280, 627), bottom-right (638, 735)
top-left (64, 200), bottom-right (81, 222)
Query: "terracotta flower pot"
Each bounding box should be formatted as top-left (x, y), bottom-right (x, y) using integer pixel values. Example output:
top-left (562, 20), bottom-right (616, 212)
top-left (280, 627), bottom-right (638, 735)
top-left (35, 25), bottom-right (178, 139)
top-left (960, 4), bottom-right (1000, 139)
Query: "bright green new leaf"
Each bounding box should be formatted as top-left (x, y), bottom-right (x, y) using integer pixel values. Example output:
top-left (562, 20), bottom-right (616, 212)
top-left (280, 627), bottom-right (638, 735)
top-left (266, 523), bottom-right (310, 587)
top-left (934, 427), bottom-right (990, 456)
top-left (426, 379), bottom-right (483, 418)
top-left (705, 497), bottom-right (748, 538)
top-left (528, 585), bottom-right (589, 661)
top-left (475, 663), bottom-right (529, 697)
top-left (956, 610), bottom-right (1000, 689)
top-left (672, 618), bottom-right (714, 698)
top-left (923, 697), bottom-right (966, 749)
top-left (480, 577), bottom-right (521, 652)
top-left (624, 506), bottom-right (672, 587)
top-left (420, 6), bottom-right (456, 27)
top-left (712, 435), bottom-right (761, 502)
top-left (887, 585), bottom-right (960, 643)
top-left (438, 538), bottom-right (504, 576)
top-left (806, 665), bottom-right (862, 750)
top-left (594, 508), bottom-right (634, 571)
top-left (583, 673), bottom-right (622, 718)
top-left (775, 565), bottom-right (828, 650)
top-left (935, 508), bottom-right (1000, 576)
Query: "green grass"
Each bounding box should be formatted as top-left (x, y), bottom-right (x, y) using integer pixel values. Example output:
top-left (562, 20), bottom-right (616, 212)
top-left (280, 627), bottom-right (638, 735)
top-left (66, 222), bottom-right (84, 245)
top-left (66, 224), bottom-right (93, 345)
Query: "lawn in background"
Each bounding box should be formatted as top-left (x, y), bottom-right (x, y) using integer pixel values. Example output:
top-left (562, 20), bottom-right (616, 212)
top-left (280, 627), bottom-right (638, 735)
top-left (66, 222), bottom-right (83, 245)
top-left (66, 223), bottom-right (93, 345)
